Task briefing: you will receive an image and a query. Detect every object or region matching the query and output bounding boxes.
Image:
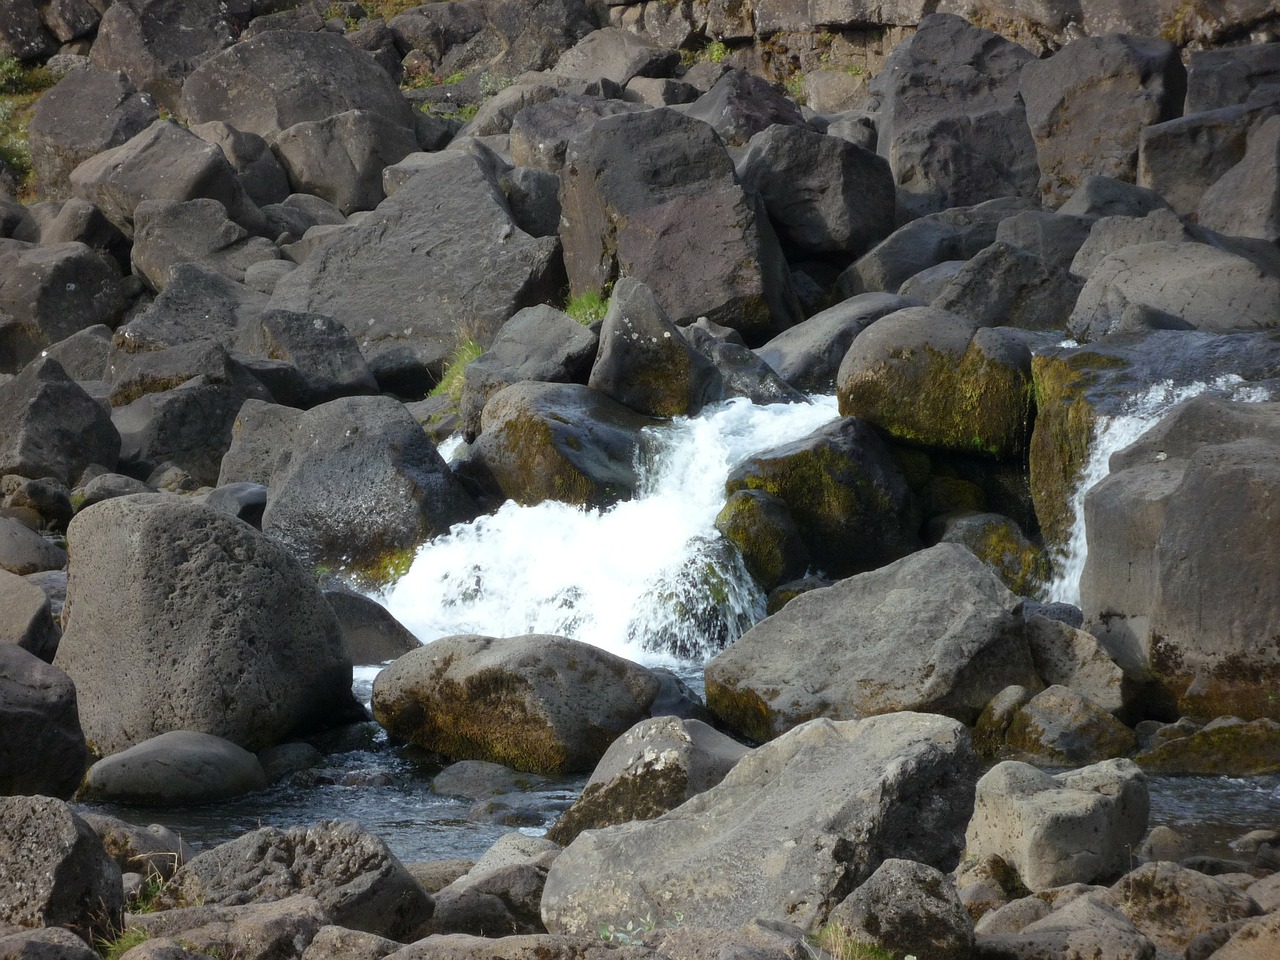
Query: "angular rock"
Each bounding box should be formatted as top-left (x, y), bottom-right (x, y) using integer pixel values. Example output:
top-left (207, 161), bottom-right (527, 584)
top-left (217, 399), bottom-right (301, 487)
top-left (238, 309), bottom-right (378, 408)
top-left (0, 517), bottom-right (65, 576)
top-left (130, 198), bottom-right (279, 291)
top-left (826, 858), bottom-right (974, 960)
top-left (53, 494), bottom-right (362, 756)
top-left (1069, 208), bottom-right (1193, 280)
top-left (1186, 43), bottom-right (1280, 114)
top-left (324, 588), bottom-right (421, 666)
top-left (128, 900), bottom-right (330, 960)
top-left (1111, 861), bottom-right (1260, 955)
top-left (995, 209), bottom-right (1096, 273)
top-left (0, 927), bottom-right (99, 960)
top-left (975, 890), bottom-right (1156, 960)
top-left (82, 730), bottom-right (269, 806)
top-left (1024, 615), bottom-right (1128, 716)
top-left (116, 263), bottom-right (269, 354)
top-left (1004, 685), bottom-right (1137, 766)
top-left (0, 568), bottom-right (60, 661)
top-left (714, 488), bottom-right (810, 592)
top-left (372, 633), bottom-right (661, 775)
top-left (683, 69), bottom-right (807, 149)
top-left (508, 95), bottom-right (646, 174)
top-left (190, 121), bottom-right (292, 209)
top-left (1198, 113), bottom-right (1280, 243)
top-left (541, 712), bottom-right (977, 934)
top-left (551, 27), bottom-right (679, 85)
top-left (429, 834), bottom-right (558, 937)
top-left (931, 511), bottom-right (1049, 598)
top-left (299, 925), bottom-right (403, 960)
top-left (706, 543), bottom-right (1037, 741)
top-left (0, 646), bottom-right (86, 799)
top-left (1134, 717), bottom-right (1280, 775)
top-left (930, 241), bottom-right (1084, 332)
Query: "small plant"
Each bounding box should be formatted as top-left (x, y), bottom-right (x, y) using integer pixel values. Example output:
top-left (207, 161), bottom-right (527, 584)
top-left (478, 72), bottom-right (513, 96)
top-left (429, 337), bottom-right (484, 406)
top-left (785, 71), bottom-right (807, 104)
top-left (563, 289), bottom-right (610, 325)
top-left (599, 911), bottom-right (682, 946)
top-left (846, 63), bottom-right (864, 78)
top-left (95, 927), bottom-right (150, 960)
top-left (805, 924), bottom-right (917, 960)
top-left (705, 40), bottom-right (728, 63)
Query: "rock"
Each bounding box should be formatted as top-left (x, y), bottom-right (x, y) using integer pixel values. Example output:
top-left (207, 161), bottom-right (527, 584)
top-left (965, 759), bottom-right (1149, 892)
top-left (587, 277), bottom-right (722, 419)
top-left (837, 307), bottom-right (1035, 461)
top-left (70, 120), bottom-right (265, 239)
top-left (180, 30), bottom-right (416, 141)
top-left (1133, 717), bottom-right (1280, 775)
top-left (931, 511), bottom-right (1048, 598)
top-left (930, 241), bottom-right (1084, 333)
top-left (826, 859), bottom-right (974, 960)
top-left (300, 925), bottom-right (403, 960)
top-left (271, 151), bottom-right (563, 396)
top-left (0, 796), bottom-right (122, 944)
top-left (551, 27), bottom-right (678, 85)
top-left (117, 263), bottom-right (269, 354)
top-left (0, 928), bottom-right (98, 960)
top-left (975, 890), bottom-right (1156, 960)
top-left (1003, 685), bottom-right (1138, 766)
top-left (26, 66), bottom-right (158, 199)
top-left (734, 123), bottom-right (895, 258)
top-left (0, 568), bottom-right (60, 660)
top-left (682, 69), bottom-right (807, 149)
top-left (239, 309), bottom-right (378, 408)
top-left (381, 933), bottom-right (652, 960)
top-left (130, 198), bottom-right (279, 291)
top-left (0, 518), bottom-right (65, 577)
top-left (82, 730), bottom-right (269, 806)
top-left (260, 395), bottom-right (475, 577)
top-left (128, 897), bottom-right (331, 960)
top-left (870, 14), bottom-right (1038, 218)
top-left (1023, 615), bottom-right (1128, 716)
top-left (273, 110), bottom-right (421, 216)
top-left (324, 588), bottom-right (421, 666)
top-left (0, 357), bottom-right (118, 485)
top-left (754, 292), bottom-right (916, 392)
top-left (1208, 911), bottom-right (1280, 959)
top-left (432, 761), bottom-right (546, 801)
top-left (374, 634), bottom-right (661, 774)
top-left (1019, 34), bottom-right (1185, 208)
top-left (546, 716), bottom-right (749, 846)
top-left (995, 210), bottom-right (1096, 273)
top-left (1058, 174), bottom-right (1173, 219)
top-left (78, 814), bottom-right (194, 880)
top-left (53, 494), bottom-right (363, 756)
top-left (474, 381), bottom-right (657, 508)
top-left (217, 399), bottom-right (301, 487)
top-left (558, 107), bottom-right (801, 344)
top-left (0, 646), bottom-right (86, 799)
top-left (164, 822), bottom-right (431, 941)
top-left (687, 332), bottom-right (807, 406)
top-left (508, 96), bottom-right (646, 174)
top-left (706, 543), bottom-right (1038, 742)
top-left (1186, 43), bottom-right (1280, 114)
top-left (1198, 114), bottom-right (1280, 243)
top-left (714, 488), bottom-right (809, 592)
top-left (540, 712), bottom-right (977, 934)
top-left (429, 835), bottom-right (558, 937)
top-left (1110, 861), bottom-right (1261, 955)
top-left (1068, 241), bottom-right (1280, 339)
top-left (1069, 208), bottom-right (1192, 280)
top-left (190, 121), bottom-right (292, 209)
top-left (722, 416), bottom-right (920, 580)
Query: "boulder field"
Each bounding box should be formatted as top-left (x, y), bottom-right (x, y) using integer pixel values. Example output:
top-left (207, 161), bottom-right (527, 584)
top-left (2, 1), bottom-right (1280, 959)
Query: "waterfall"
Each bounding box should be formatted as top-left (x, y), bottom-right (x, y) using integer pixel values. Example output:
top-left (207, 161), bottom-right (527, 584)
top-left (1046, 375), bottom-right (1271, 606)
top-left (380, 395), bottom-right (841, 668)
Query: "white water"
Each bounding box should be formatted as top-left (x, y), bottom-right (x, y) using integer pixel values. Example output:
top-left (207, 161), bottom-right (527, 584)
top-left (381, 396), bottom-right (841, 668)
top-left (1046, 374), bottom-right (1270, 605)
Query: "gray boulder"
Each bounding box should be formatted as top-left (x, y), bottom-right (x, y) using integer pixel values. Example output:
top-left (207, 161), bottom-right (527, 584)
top-left (36, 323), bottom-right (111, 383)
top-left (323, 588), bottom-right (421, 667)
top-left (682, 69), bottom-right (807, 149)
top-left (126, 898), bottom-right (331, 960)
top-left (826, 859), bottom-right (973, 960)
top-left (714, 488), bottom-right (809, 592)
top-left (0, 927), bottom-right (99, 960)
top-left (78, 814), bottom-right (195, 880)
top-left (508, 95), bottom-right (646, 174)
top-left (965, 759), bottom-right (1149, 892)
top-left (428, 834), bottom-right (559, 937)
top-left (1111, 860), bottom-right (1261, 956)
top-left (540, 712), bottom-right (977, 934)
top-left (372, 633), bottom-right (661, 775)
top-left (870, 13), bottom-right (1039, 218)
top-left (1198, 113), bottom-right (1280, 243)
top-left (1019, 34), bottom-right (1185, 208)
top-left (190, 121), bottom-right (292, 209)
top-left (994, 210), bottom-right (1097, 273)
top-left (116, 263), bottom-right (269, 354)
top-left (1069, 208), bottom-right (1193, 280)
top-left (260, 395), bottom-right (475, 577)
top-left (1004, 685), bottom-right (1138, 766)
top-left (705, 543), bottom-right (1038, 742)
top-left (239, 309), bottom-right (378, 408)
top-left (130, 198), bottom-right (279, 291)
top-left (0, 796), bottom-right (122, 943)
top-left (217, 399), bottom-right (302, 487)
top-left (0, 517), bottom-right (66, 576)
top-left (930, 241), bottom-right (1083, 332)
top-left (82, 731), bottom-right (269, 806)
top-left (0, 568), bottom-right (60, 661)
top-left (1058, 173), bottom-right (1173, 219)
top-left (1186, 42), bottom-right (1280, 113)
top-left (551, 27), bottom-right (678, 85)
top-left (975, 890), bottom-right (1156, 960)
top-left (0, 646), bottom-right (86, 799)
top-left (53, 494), bottom-right (362, 756)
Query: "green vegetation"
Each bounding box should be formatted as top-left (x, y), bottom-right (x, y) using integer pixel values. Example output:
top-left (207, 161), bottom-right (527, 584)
top-left (95, 927), bottom-right (150, 960)
top-left (564, 289), bottom-right (610, 325)
top-left (785, 71), bottom-right (807, 104)
top-left (0, 55), bottom-right (57, 199)
top-left (705, 40), bottom-right (728, 63)
top-left (599, 911), bottom-right (684, 946)
top-left (808, 925), bottom-right (916, 960)
top-left (429, 337), bottom-right (484, 406)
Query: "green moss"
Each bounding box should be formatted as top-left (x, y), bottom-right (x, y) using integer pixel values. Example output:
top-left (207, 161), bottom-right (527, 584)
top-left (705, 677), bottom-right (776, 744)
top-left (973, 521), bottom-right (1050, 598)
top-left (809, 925), bottom-right (896, 960)
top-left (337, 544), bottom-right (417, 593)
top-left (494, 410), bottom-right (596, 506)
top-left (715, 493), bottom-right (790, 589)
top-left (547, 763), bottom-right (689, 846)
top-left (564, 289), bottom-right (609, 324)
top-left (1134, 720), bottom-right (1280, 775)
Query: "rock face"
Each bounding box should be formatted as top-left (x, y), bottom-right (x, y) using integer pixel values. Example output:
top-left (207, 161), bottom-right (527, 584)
top-left (53, 494), bottom-right (362, 757)
top-left (705, 544), bottom-right (1039, 742)
top-left (540, 712), bottom-right (978, 934)
top-left (165, 821), bottom-right (433, 942)
top-left (371, 634), bottom-right (662, 774)
top-left (0, 796), bottom-right (123, 944)
top-left (0, 646), bottom-right (87, 800)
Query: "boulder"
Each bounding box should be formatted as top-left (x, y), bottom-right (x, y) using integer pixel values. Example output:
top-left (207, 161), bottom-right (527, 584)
top-left (1058, 173), bottom-right (1173, 219)
top-left (428, 834), bottom-right (559, 937)
top-left (474, 381), bottom-right (657, 508)
top-left (587, 277), bottom-right (722, 419)
top-left (995, 210), bottom-right (1096, 273)
top-left (78, 814), bottom-right (195, 880)
top-left (931, 511), bottom-right (1049, 598)
top-left (975, 890), bottom-right (1156, 960)
top-left (372, 633), bottom-right (661, 775)
top-left (323, 588), bottom-right (421, 666)
top-left (508, 95), bottom-right (646, 174)
top-left (1111, 861), bottom-right (1261, 955)
top-left (930, 241), bottom-right (1084, 332)
top-left (1019, 34), bottom-right (1185, 208)
top-left (0, 928), bottom-right (99, 960)
top-left (734, 123), bottom-right (895, 258)
top-left (682, 69), bottom-right (807, 149)
top-left (826, 859), bottom-right (974, 960)
top-left (722, 416), bottom-right (920, 579)
top-left (33, 323), bottom-right (111, 383)
top-left (870, 13), bottom-right (1039, 218)
top-left (714, 488), bottom-right (810, 592)
top-left (260, 395), bottom-right (475, 577)
top-left (965, 759), bottom-right (1149, 892)
top-left (0, 356), bottom-right (119, 485)
top-left (70, 120), bottom-right (265, 238)
top-left (0, 1), bottom-right (57, 61)
top-left (127, 899), bottom-right (331, 960)
top-left (0, 646), bottom-right (87, 799)
top-left (546, 716), bottom-right (749, 846)
top-left (299, 925), bottom-right (403, 960)
top-left (551, 27), bottom-right (678, 85)
top-left (270, 152), bottom-right (563, 396)
top-left (0, 568), bottom-right (60, 661)
top-left (161, 823), bottom-right (432, 940)
top-left (116, 263), bottom-right (269, 355)
top-left (380, 933), bottom-right (652, 960)
top-left (1003, 685), bottom-right (1138, 766)
top-left (25, 66), bottom-right (158, 199)
top-left (130, 198), bottom-right (280, 291)
top-left (1198, 113), bottom-right (1280, 243)
top-left (53, 494), bottom-right (363, 756)
top-left (1068, 208), bottom-right (1193, 280)
top-left (837, 307), bottom-right (1036, 461)
top-left (1208, 910), bottom-right (1280, 959)
top-left (0, 796), bottom-right (122, 944)
top-left (540, 712), bottom-right (978, 934)
top-left (558, 107), bottom-right (801, 344)
top-left (217, 399), bottom-right (302, 487)
top-left (0, 517), bottom-right (66, 576)
top-left (82, 731), bottom-right (269, 806)
top-left (190, 121), bottom-right (292, 209)
top-left (1024, 615), bottom-right (1128, 716)
top-left (238, 309), bottom-right (378, 408)
top-left (1186, 43), bottom-right (1280, 114)
top-left (1133, 717), bottom-right (1280, 775)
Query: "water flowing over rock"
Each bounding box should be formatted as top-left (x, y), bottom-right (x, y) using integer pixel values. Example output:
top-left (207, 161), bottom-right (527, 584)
top-left (540, 712), bottom-right (978, 934)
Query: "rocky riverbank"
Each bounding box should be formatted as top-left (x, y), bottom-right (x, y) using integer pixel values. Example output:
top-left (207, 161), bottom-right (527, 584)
top-left (3, 0), bottom-right (1280, 958)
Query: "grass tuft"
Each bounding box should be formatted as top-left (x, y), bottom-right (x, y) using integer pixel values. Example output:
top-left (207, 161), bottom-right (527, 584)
top-left (564, 289), bottom-right (609, 325)
top-left (429, 338), bottom-right (484, 406)
top-left (95, 927), bottom-right (150, 960)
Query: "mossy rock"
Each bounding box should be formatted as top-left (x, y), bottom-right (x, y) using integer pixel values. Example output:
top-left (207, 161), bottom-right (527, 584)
top-left (714, 488), bottom-right (808, 591)
top-left (1134, 718), bottom-right (1280, 775)
top-left (933, 511), bottom-right (1050, 598)
top-left (1004, 685), bottom-right (1137, 766)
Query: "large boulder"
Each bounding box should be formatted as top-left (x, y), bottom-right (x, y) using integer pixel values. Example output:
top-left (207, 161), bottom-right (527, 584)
top-left (163, 822), bottom-right (433, 941)
top-left (1198, 113), bottom-right (1280, 244)
top-left (682, 69), bottom-right (807, 149)
top-left (130, 198), bottom-right (280, 291)
top-left (53, 494), bottom-right (363, 756)
top-left (81, 731), bottom-right (268, 806)
top-left (826, 858), bottom-right (974, 960)
top-left (259, 395), bottom-right (475, 578)
top-left (1186, 42), bottom-right (1280, 114)
top-left (929, 240), bottom-right (1084, 333)
top-left (869, 13), bottom-right (1039, 218)
top-left (540, 712), bottom-right (978, 934)
top-left (0, 646), bottom-right (87, 800)
top-left (0, 796), bottom-right (123, 944)
top-left (371, 633), bottom-right (662, 775)
top-left (558, 107), bottom-right (801, 344)
top-left (706, 543), bottom-right (1039, 742)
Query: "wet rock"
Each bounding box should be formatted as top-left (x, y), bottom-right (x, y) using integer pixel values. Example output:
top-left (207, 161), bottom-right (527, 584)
top-left (714, 488), bottom-right (809, 592)
top-left (0, 646), bottom-right (86, 799)
top-left (826, 858), bottom-right (974, 960)
top-left (53, 494), bottom-right (363, 756)
top-left (1133, 717), bottom-right (1280, 775)
top-left (82, 730), bottom-right (269, 806)
top-left (372, 633), bottom-right (661, 775)
top-left (706, 544), bottom-right (1037, 741)
top-left (1003, 685), bottom-right (1137, 766)
top-left (541, 712), bottom-right (977, 933)
top-left (432, 761), bottom-right (546, 801)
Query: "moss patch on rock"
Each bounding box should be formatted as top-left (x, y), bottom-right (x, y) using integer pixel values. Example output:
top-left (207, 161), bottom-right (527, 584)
top-left (546, 762), bottom-right (690, 847)
top-left (705, 677), bottom-right (777, 745)
top-left (1135, 719), bottom-right (1280, 775)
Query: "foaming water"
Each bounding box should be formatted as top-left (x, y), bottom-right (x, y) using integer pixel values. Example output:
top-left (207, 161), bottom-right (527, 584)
top-left (381, 396), bottom-right (841, 668)
top-left (1046, 375), bottom-right (1269, 605)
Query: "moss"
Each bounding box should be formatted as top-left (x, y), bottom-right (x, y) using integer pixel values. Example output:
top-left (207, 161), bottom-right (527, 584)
top-left (494, 410), bottom-right (597, 506)
top-left (972, 521), bottom-right (1050, 598)
top-left (1134, 721), bottom-right (1280, 775)
top-left (809, 924), bottom-right (896, 960)
top-left (715, 493), bottom-right (789, 589)
top-left (338, 544), bottom-right (416, 593)
top-left (1151, 639), bottom-right (1280, 724)
top-left (546, 763), bottom-right (689, 846)
top-left (705, 677), bottom-right (776, 744)
top-left (427, 337), bottom-right (483, 409)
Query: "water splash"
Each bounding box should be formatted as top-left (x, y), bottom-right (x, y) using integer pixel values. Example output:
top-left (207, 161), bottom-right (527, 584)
top-left (380, 396), bottom-right (841, 668)
top-left (1046, 375), bottom-right (1268, 605)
